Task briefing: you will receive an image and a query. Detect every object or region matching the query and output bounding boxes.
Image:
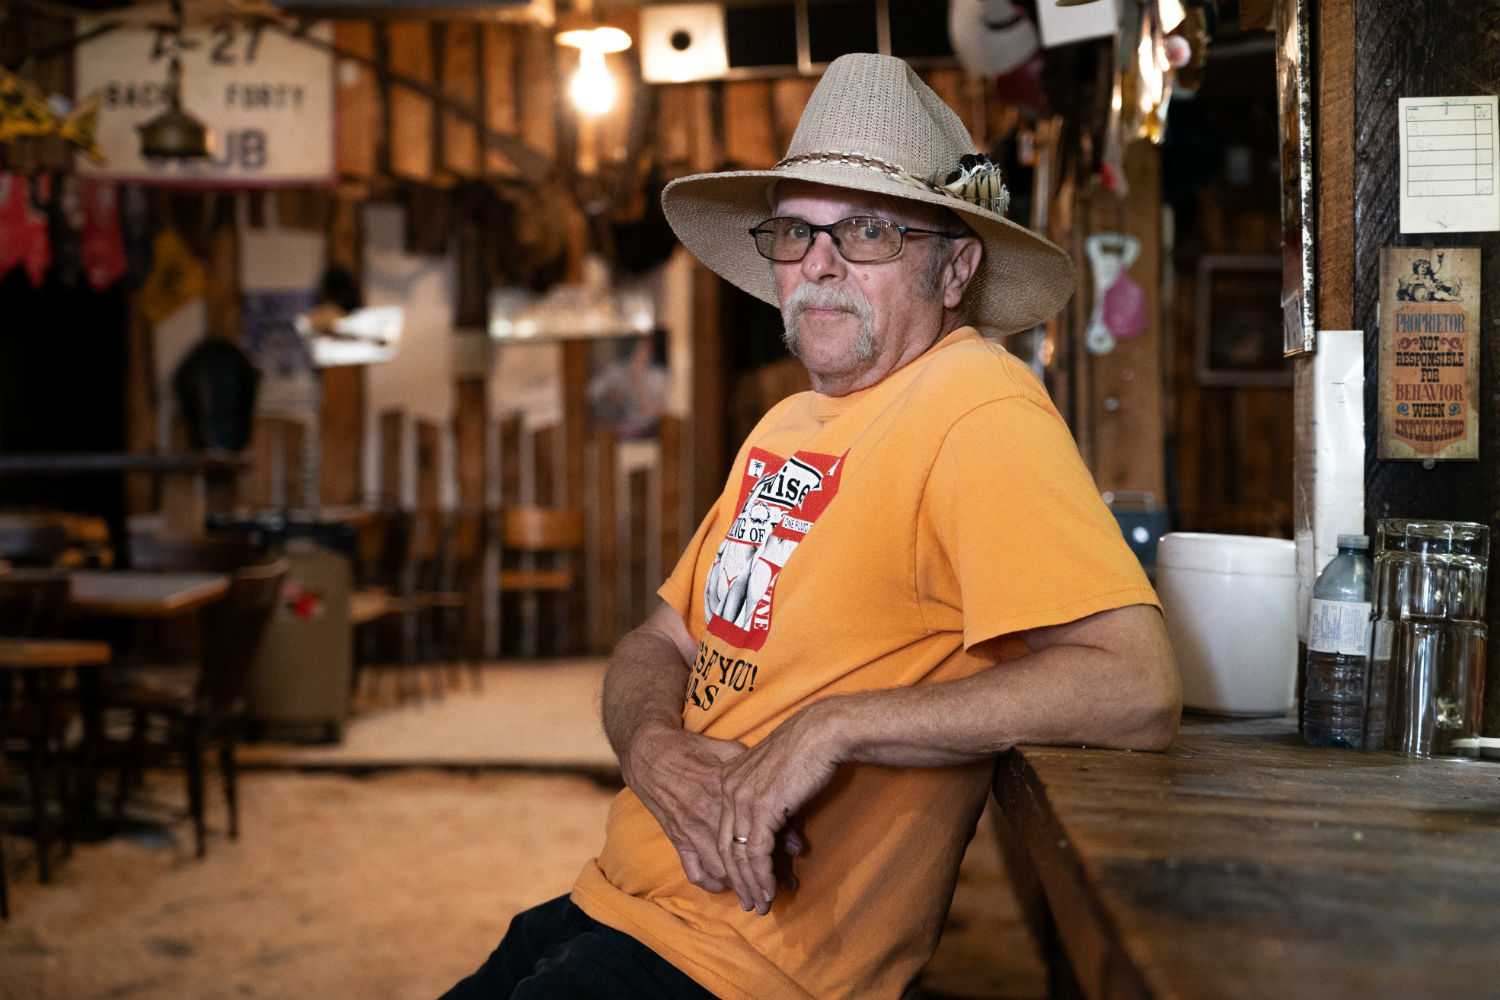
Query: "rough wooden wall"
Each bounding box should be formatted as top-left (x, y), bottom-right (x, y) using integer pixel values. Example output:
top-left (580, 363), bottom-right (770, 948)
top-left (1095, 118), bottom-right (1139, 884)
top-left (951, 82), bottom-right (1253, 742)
top-left (1345, 1), bottom-right (1500, 526)
top-left (1325, 0), bottom-right (1500, 731)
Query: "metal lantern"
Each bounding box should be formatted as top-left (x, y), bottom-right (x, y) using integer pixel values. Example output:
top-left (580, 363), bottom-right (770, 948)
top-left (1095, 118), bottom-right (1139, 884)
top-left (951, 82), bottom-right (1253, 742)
top-left (137, 0), bottom-right (212, 159)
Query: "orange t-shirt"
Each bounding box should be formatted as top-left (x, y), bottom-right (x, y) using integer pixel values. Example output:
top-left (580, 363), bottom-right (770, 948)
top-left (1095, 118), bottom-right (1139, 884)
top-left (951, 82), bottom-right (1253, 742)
top-left (573, 327), bottom-right (1157, 1000)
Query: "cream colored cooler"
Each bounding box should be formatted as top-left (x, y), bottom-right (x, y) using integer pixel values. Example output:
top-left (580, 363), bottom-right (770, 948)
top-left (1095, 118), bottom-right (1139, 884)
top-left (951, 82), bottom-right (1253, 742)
top-left (244, 538), bottom-right (353, 741)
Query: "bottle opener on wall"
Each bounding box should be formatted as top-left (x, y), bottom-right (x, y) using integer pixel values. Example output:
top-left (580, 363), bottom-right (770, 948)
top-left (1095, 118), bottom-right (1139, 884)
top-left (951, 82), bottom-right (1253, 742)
top-left (1084, 233), bottom-right (1146, 355)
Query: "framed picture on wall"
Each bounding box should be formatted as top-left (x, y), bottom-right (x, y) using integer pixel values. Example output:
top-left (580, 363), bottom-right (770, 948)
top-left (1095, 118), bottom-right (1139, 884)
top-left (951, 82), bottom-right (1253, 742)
top-left (1195, 255), bottom-right (1292, 387)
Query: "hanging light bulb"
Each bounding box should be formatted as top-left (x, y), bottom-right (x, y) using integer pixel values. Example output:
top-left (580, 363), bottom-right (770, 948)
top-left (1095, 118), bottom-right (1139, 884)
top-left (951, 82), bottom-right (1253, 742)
top-left (555, 27), bottom-right (632, 116)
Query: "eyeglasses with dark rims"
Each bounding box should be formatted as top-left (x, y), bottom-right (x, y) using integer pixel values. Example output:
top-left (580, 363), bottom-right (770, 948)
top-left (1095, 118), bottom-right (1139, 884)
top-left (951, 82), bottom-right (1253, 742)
top-left (748, 216), bottom-right (968, 264)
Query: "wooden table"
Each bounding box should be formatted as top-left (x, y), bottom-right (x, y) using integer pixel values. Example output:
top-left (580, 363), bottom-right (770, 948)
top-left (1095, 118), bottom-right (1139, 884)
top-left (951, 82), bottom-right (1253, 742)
top-left (66, 571), bottom-right (230, 618)
top-left (46, 570), bottom-right (230, 828)
top-left (992, 716), bottom-right (1500, 1000)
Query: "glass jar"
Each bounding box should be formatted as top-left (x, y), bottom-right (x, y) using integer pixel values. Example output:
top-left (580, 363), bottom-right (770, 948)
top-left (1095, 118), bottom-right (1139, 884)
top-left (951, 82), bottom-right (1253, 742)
top-left (1364, 519), bottom-right (1489, 759)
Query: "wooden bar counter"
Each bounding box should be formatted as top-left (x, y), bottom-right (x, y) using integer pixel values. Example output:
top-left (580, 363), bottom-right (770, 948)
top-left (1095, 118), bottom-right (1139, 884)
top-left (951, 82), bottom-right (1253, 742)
top-left (992, 716), bottom-right (1500, 1000)
top-left (0, 451), bottom-right (247, 537)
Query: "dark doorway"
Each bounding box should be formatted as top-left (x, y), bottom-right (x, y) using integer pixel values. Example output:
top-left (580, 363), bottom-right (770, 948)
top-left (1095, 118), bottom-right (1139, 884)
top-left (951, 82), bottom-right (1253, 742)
top-left (0, 267), bottom-right (130, 527)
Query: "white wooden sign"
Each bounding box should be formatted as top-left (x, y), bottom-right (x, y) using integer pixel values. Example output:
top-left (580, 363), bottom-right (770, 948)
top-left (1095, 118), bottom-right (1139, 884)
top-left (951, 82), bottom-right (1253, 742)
top-left (75, 19), bottom-right (334, 185)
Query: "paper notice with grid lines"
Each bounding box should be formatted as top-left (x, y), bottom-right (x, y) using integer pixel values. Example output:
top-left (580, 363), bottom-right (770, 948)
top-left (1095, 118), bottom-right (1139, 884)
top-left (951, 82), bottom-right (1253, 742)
top-left (1399, 96), bottom-right (1500, 233)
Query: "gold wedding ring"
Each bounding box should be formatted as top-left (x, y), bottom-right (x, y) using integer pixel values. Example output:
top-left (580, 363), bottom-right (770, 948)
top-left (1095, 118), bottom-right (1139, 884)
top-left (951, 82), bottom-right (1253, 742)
top-left (732, 835), bottom-right (749, 845)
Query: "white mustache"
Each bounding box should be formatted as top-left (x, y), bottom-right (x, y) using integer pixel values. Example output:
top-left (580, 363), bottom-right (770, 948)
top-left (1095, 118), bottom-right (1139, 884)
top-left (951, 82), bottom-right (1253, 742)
top-left (780, 282), bottom-right (877, 365)
top-left (782, 283), bottom-right (873, 321)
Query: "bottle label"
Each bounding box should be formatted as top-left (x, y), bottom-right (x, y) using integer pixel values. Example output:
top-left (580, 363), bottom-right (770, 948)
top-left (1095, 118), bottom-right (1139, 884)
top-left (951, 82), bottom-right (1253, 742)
top-left (1307, 599), bottom-right (1372, 656)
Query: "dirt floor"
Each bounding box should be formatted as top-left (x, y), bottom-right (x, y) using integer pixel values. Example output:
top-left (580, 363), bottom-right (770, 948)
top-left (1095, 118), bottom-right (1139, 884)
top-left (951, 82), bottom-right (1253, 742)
top-left (0, 766), bottom-right (1045, 1000)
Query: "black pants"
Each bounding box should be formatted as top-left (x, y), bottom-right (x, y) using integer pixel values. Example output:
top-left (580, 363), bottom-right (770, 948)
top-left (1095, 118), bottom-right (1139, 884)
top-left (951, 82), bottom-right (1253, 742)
top-left (439, 895), bottom-right (720, 1000)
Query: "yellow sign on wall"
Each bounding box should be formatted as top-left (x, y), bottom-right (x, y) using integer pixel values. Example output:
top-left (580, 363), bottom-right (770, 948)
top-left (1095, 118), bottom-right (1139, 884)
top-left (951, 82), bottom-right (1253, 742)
top-left (74, 19), bottom-right (334, 186)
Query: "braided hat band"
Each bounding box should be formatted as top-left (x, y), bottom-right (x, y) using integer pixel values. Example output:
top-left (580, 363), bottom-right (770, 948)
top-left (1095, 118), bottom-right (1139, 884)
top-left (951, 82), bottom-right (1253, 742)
top-left (774, 150), bottom-right (1011, 217)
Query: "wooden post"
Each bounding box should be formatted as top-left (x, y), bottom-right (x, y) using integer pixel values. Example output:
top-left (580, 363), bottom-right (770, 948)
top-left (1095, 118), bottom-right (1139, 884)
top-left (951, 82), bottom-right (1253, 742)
top-left (124, 301), bottom-right (158, 516)
top-left (561, 340), bottom-right (590, 506)
top-left (320, 195), bottom-right (366, 508)
top-left (533, 425), bottom-right (557, 505)
top-left (498, 413), bottom-right (523, 507)
top-left (1315, 0), bottom-right (1355, 333)
top-left (593, 425), bottom-right (619, 653)
top-left (690, 261), bottom-right (724, 522)
top-left (658, 415), bottom-right (684, 578)
top-left (628, 464), bottom-right (652, 628)
top-left (379, 409), bottom-right (404, 507)
top-left (415, 418), bottom-right (441, 511)
top-left (454, 378), bottom-right (488, 508)
top-left (205, 195), bottom-right (240, 341)
top-left (1085, 140), bottom-right (1167, 501)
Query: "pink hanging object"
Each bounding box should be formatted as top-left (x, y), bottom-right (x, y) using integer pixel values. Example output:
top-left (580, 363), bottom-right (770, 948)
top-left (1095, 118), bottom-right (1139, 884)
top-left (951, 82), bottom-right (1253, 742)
top-left (0, 172), bottom-right (52, 287)
top-left (1083, 233), bottom-right (1144, 354)
top-left (80, 178), bottom-right (128, 292)
top-left (1102, 269), bottom-right (1148, 339)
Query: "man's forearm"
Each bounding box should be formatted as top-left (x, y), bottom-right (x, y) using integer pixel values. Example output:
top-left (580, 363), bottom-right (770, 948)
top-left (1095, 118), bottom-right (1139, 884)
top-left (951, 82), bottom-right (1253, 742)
top-left (601, 602), bottom-right (697, 764)
top-left (716, 605), bottom-right (1179, 855)
top-left (711, 604), bottom-right (1182, 913)
top-left (600, 601), bottom-right (752, 895)
top-left (775, 603), bottom-right (1182, 770)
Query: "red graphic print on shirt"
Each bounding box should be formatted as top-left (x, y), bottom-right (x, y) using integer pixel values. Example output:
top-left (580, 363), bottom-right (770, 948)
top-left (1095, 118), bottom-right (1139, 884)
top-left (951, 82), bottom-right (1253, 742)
top-left (701, 447), bottom-right (845, 651)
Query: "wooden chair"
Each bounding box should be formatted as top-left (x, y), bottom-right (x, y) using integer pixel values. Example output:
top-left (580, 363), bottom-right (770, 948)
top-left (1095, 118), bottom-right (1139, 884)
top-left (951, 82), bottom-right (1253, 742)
top-left (423, 509), bottom-right (488, 691)
top-left (0, 574), bottom-right (111, 889)
top-left (99, 558), bottom-right (288, 858)
top-left (497, 506), bottom-right (586, 658)
top-left (346, 510), bottom-right (404, 696)
top-left (124, 531), bottom-right (266, 666)
top-left (370, 509), bottom-right (443, 701)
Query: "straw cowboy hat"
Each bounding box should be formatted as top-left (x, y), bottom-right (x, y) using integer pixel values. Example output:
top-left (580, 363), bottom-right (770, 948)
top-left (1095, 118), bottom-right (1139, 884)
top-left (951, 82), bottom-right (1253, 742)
top-left (661, 52), bottom-right (1074, 336)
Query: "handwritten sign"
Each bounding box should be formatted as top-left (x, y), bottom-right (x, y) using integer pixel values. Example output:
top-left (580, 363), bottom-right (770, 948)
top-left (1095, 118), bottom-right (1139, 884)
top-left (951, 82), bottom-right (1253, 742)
top-left (1377, 246), bottom-right (1481, 461)
top-left (74, 19), bottom-right (334, 185)
top-left (1398, 96), bottom-right (1499, 233)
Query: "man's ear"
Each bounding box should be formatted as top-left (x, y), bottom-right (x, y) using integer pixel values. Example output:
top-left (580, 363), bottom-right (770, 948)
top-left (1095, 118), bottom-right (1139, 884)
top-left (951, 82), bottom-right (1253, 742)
top-left (942, 238), bottom-right (983, 310)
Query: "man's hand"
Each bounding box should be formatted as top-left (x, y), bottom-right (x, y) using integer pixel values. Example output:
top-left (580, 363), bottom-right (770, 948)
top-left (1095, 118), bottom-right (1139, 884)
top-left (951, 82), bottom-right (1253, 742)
top-left (713, 705), bottom-right (842, 915)
top-left (621, 724), bottom-right (748, 893)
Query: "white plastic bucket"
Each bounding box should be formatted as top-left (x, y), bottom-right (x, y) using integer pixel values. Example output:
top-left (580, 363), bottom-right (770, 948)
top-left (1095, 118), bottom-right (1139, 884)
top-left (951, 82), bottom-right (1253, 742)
top-left (1156, 532), bottom-right (1297, 716)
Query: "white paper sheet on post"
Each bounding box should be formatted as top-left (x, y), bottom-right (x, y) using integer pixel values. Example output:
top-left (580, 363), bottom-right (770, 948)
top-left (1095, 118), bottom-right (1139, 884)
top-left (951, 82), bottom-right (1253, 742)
top-left (1399, 95), bottom-right (1500, 233)
top-left (1035, 0), bottom-right (1119, 48)
top-left (1292, 330), bottom-right (1365, 643)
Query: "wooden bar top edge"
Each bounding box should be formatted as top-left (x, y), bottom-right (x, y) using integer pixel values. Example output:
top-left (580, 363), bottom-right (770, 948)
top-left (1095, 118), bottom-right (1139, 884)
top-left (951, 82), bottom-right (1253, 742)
top-left (993, 716), bottom-right (1500, 1000)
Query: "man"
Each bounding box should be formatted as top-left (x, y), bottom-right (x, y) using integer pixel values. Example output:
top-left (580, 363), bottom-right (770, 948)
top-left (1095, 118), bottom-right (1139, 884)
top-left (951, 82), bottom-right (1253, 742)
top-left (444, 53), bottom-right (1180, 1000)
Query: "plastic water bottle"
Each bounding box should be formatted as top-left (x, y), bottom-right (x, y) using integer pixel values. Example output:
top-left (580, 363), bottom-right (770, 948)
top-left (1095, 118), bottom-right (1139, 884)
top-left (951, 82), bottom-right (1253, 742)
top-left (1303, 534), bottom-right (1374, 748)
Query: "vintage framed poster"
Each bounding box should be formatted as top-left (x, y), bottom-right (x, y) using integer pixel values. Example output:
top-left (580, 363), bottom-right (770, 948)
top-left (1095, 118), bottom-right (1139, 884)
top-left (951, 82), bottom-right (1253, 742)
top-left (1378, 246), bottom-right (1482, 460)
